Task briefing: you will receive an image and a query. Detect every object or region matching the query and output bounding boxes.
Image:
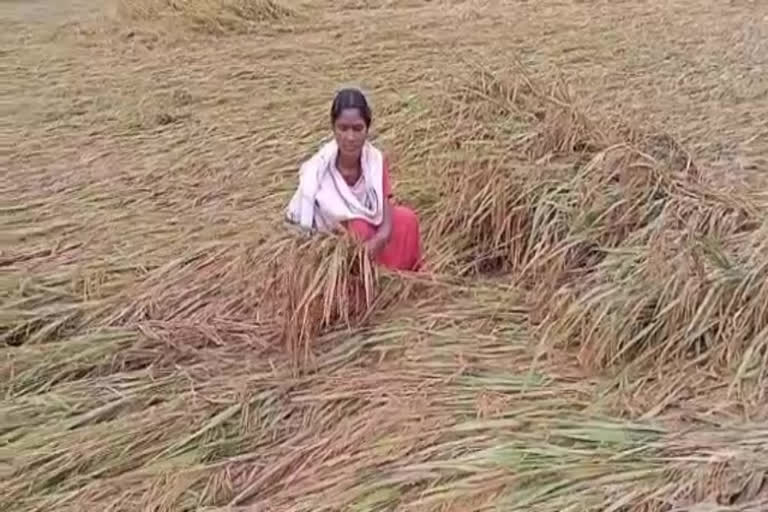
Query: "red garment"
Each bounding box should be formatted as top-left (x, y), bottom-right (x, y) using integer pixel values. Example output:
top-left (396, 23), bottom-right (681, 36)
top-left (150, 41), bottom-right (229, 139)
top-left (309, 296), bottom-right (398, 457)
top-left (344, 157), bottom-right (423, 271)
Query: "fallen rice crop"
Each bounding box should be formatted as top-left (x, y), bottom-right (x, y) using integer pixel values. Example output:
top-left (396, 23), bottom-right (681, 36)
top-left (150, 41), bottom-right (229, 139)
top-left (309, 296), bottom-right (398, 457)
top-left (115, 0), bottom-right (297, 33)
top-left (3, 0), bottom-right (768, 510)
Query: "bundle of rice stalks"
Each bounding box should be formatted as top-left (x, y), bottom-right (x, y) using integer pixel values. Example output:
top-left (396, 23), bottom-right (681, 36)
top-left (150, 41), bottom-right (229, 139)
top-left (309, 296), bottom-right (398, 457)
top-left (423, 66), bottom-right (599, 276)
top-left (261, 231), bottom-right (376, 362)
top-left (101, 227), bottom-right (421, 367)
top-left (541, 214), bottom-right (768, 386)
top-left (426, 65), bottom-right (708, 293)
top-left (115, 0), bottom-right (296, 33)
top-left (260, 229), bottom-right (427, 366)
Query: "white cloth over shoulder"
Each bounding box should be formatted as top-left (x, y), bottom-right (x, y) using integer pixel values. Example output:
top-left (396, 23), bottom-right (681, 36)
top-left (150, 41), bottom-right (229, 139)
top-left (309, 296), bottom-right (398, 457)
top-left (285, 139), bottom-right (385, 233)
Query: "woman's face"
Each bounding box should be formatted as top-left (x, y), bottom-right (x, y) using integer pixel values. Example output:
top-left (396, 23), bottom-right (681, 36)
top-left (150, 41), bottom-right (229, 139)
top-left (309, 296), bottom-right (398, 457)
top-left (333, 108), bottom-right (368, 160)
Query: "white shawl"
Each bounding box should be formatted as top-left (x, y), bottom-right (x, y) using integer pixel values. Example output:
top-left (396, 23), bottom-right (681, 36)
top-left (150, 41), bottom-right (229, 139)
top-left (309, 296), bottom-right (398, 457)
top-left (285, 140), bottom-right (385, 233)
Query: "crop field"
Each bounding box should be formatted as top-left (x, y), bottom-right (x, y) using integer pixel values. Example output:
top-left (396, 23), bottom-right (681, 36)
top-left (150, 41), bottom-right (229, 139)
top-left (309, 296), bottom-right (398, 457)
top-left (3, 0), bottom-right (768, 510)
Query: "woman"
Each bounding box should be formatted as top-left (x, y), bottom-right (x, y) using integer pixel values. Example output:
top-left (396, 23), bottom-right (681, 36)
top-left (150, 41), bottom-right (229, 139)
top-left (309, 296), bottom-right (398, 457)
top-left (286, 87), bottom-right (422, 271)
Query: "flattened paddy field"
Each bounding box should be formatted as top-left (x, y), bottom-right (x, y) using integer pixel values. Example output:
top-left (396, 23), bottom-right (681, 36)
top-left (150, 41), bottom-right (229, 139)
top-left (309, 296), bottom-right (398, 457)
top-left (3, 1), bottom-right (768, 510)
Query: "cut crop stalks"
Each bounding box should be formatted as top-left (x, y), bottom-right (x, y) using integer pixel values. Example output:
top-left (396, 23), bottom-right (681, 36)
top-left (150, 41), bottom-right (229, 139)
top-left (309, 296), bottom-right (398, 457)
top-left (5, 1), bottom-right (768, 510)
top-left (115, 0), bottom-right (298, 33)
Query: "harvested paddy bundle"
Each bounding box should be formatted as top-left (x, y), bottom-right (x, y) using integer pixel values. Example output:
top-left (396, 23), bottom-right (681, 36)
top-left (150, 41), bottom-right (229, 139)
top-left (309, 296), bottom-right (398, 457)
top-left (261, 231), bottom-right (379, 363)
top-left (263, 231), bottom-right (433, 366)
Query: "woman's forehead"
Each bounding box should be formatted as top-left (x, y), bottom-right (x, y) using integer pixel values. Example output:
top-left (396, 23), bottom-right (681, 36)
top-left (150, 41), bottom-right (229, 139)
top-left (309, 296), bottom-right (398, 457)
top-left (335, 108), bottom-right (365, 124)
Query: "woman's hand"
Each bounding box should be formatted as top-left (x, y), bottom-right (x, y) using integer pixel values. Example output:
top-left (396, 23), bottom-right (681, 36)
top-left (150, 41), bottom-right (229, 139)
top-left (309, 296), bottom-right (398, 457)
top-left (365, 198), bottom-right (393, 258)
top-left (364, 235), bottom-right (388, 258)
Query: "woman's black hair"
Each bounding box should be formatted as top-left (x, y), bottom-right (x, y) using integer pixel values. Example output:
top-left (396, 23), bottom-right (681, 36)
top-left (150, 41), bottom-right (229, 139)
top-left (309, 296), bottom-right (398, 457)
top-left (330, 87), bottom-right (372, 127)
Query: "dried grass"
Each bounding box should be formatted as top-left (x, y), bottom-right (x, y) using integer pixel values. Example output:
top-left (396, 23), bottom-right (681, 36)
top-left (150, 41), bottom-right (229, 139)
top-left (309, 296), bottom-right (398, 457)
top-left (4, 0), bottom-right (768, 510)
top-left (415, 64), bottom-right (768, 393)
top-left (542, 219), bottom-right (768, 380)
top-left (115, 0), bottom-right (297, 33)
top-left (426, 67), bottom-right (680, 283)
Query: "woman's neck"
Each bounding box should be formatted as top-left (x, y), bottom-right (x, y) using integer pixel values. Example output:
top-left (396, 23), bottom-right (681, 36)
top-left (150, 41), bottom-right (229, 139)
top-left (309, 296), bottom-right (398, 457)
top-left (336, 153), bottom-right (361, 185)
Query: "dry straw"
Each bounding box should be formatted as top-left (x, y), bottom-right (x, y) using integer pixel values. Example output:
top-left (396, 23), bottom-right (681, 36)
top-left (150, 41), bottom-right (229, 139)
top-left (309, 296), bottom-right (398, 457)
top-left (414, 62), bottom-right (768, 394)
top-left (4, 1), bottom-right (768, 510)
top-left (115, 0), bottom-right (297, 32)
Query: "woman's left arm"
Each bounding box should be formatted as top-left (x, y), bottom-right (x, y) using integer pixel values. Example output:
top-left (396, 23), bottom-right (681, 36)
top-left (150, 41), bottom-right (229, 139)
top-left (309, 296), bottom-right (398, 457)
top-left (366, 193), bottom-right (393, 257)
top-left (373, 198), bottom-right (393, 242)
top-left (366, 156), bottom-right (394, 256)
